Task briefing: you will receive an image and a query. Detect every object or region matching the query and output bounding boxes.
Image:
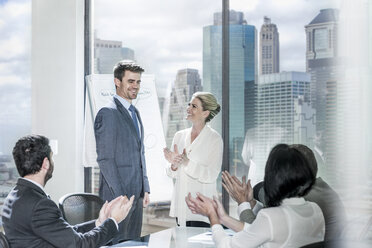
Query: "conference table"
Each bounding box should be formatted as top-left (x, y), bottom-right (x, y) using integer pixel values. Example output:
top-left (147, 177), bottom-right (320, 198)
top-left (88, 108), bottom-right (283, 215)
top-left (105, 226), bottom-right (217, 248)
top-left (103, 226), bottom-right (372, 248)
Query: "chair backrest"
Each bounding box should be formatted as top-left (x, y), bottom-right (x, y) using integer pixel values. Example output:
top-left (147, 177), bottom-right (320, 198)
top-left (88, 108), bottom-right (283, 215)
top-left (0, 232), bottom-right (10, 248)
top-left (253, 181), bottom-right (264, 201)
top-left (59, 193), bottom-right (104, 225)
top-left (301, 240), bottom-right (372, 248)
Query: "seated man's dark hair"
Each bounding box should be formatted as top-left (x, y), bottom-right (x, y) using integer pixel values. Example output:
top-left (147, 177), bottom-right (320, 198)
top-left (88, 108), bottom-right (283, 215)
top-left (12, 135), bottom-right (51, 177)
top-left (290, 144), bottom-right (318, 176)
top-left (113, 60), bottom-right (144, 81)
top-left (264, 144), bottom-right (316, 207)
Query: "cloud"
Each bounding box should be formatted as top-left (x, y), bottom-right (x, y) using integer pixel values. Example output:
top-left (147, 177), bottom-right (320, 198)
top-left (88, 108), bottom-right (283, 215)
top-left (0, 0), bottom-right (31, 148)
top-left (0, 0), bottom-right (31, 83)
top-left (0, 83), bottom-right (30, 124)
top-left (0, 36), bottom-right (28, 61)
top-left (94, 0), bottom-right (221, 88)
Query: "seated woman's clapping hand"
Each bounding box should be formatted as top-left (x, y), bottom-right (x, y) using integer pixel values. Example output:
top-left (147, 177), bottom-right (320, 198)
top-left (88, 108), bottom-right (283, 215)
top-left (185, 193), bottom-right (221, 225)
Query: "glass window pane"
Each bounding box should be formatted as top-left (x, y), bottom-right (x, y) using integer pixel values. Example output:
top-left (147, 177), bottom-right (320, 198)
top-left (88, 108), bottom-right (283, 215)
top-left (227, 1), bottom-right (372, 236)
top-left (90, 0), bottom-right (222, 234)
top-left (88, 0), bottom-right (372, 239)
top-left (0, 0), bottom-right (31, 227)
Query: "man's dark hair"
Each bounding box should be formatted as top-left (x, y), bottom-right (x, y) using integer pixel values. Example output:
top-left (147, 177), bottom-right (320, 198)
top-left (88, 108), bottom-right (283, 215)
top-left (263, 144), bottom-right (316, 207)
top-left (290, 144), bottom-right (318, 176)
top-left (12, 135), bottom-right (51, 177)
top-left (113, 60), bottom-right (144, 81)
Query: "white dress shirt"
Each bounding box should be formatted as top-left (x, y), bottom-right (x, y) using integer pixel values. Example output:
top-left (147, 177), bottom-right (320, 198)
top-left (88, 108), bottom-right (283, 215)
top-left (114, 94), bottom-right (141, 137)
top-left (213, 198), bottom-right (325, 248)
top-left (166, 125), bottom-right (223, 226)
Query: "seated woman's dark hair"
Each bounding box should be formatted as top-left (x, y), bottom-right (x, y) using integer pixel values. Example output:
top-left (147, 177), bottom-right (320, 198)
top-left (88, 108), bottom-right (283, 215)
top-left (263, 144), bottom-right (316, 207)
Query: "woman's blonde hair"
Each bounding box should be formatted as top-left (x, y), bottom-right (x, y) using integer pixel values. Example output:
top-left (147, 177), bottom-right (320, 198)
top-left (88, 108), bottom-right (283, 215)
top-left (192, 92), bottom-right (221, 122)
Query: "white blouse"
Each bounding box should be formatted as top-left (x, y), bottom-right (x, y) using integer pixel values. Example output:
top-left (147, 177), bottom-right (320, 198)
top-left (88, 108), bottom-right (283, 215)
top-left (212, 198), bottom-right (325, 248)
top-left (166, 125), bottom-right (223, 226)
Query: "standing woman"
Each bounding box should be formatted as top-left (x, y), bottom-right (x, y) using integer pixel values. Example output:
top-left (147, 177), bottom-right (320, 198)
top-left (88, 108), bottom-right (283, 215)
top-left (164, 92), bottom-right (223, 227)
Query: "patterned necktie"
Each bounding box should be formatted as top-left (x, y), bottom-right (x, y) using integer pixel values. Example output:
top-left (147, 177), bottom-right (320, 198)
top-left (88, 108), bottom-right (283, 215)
top-left (129, 105), bottom-right (140, 138)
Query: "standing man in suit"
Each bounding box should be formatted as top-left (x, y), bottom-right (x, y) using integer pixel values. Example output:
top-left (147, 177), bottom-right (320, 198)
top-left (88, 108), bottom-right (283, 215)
top-left (2, 135), bottom-right (134, 248)
top-left (94, 60), bottom-right (150, 242)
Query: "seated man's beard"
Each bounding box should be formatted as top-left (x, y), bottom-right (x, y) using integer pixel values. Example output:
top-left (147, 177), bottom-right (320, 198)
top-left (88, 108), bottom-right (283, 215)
top-left (44, 166), bottom-right (53, 184)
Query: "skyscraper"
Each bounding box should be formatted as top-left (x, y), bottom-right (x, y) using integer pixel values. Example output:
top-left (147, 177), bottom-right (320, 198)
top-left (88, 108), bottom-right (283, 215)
top-left (166, 69), bottom-right (202, 147)
top-left (203, 10), bottom-right (257, 164)
top-left (259, 16), bottom-right (280, 75)
top-left (94, 35), bottom-right (135, 74)
top-left (305, 8), bottom-right (339, 161)
top-left (249, 71), bottom-right (314, 184)
top-left (324, 80), bottom-right (337, 173)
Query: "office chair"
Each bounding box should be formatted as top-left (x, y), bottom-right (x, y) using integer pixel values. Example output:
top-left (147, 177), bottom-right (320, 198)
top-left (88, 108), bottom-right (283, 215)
top-left (253, 181), bottom-right (264, 202)
top-left (301, 240), bottom-right (372, 248)
top-left (59, 193), bottom-right (104, 225)
top-left (301, 241), bottom-right (325, 248)
top-left (0, 232), bottom-right (10, 248)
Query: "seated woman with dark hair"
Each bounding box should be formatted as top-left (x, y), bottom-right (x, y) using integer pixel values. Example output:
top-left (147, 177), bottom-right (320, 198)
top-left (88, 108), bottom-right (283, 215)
top-left (186, 144), bottom-right (325, 248)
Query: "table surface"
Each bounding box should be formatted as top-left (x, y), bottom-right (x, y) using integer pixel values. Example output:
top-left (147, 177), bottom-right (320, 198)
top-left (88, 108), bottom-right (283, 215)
top-left (103, 226), bottom-right (372, 248)
top-left (106, 226), bottom-right (216, 248)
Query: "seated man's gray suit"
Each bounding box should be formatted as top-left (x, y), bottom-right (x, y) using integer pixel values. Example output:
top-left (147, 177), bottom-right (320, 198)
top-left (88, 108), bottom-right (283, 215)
top-left (2, 178), bottom-right (117, 248)
top-left (240, 178), bottom-right (347, 241)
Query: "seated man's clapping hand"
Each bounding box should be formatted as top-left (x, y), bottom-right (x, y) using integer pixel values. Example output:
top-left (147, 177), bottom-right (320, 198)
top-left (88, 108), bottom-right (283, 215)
top-left (222, 171), bottom-right (255, 207)
top-left (110, 195), bottom-right (135, 224)
top-left (96, 195), bottom-right (135, 226)
top-left (96, 200), bottom-right (110, 227)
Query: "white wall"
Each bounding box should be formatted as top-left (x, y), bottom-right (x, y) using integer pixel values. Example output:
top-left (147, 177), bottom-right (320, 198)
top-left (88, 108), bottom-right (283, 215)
top-left (32, 0), bottom-right (85, 201)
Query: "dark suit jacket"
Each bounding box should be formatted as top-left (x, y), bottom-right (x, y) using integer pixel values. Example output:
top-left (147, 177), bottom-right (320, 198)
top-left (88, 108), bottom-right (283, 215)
top-left (1, 178), bottom-right (117, 248)
top-left (94, 97), bottom-right (150, 240)
top-left (240, 177), bottom-right (347, 241)
top-left (94, 97), bottom-right (150, 200)
top-left (305, 178), bottom-right (347, 240)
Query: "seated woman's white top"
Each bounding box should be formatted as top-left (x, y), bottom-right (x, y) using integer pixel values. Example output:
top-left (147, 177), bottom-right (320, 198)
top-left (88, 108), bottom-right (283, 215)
top-left (213, 198), bottom-right (325, 248)
top-left (166, 125), bottom-right (223, 226)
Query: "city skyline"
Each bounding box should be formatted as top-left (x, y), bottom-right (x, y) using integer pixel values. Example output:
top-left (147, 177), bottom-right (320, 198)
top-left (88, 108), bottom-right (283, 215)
top-left (94, 0), bottom-right (340, 94)
top-left (250, 71), bottom-right (314, 184)
top-left (0, 0), bottom-right (341, 153)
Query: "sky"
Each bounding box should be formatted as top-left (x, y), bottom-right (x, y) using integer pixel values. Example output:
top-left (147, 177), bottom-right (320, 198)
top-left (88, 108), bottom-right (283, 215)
top-left (0, 0), bottom-right (340, 153)
top-left (94, 0), bottom-right (340, 94)
top-left (0, 0), bottom-right (31, 154)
